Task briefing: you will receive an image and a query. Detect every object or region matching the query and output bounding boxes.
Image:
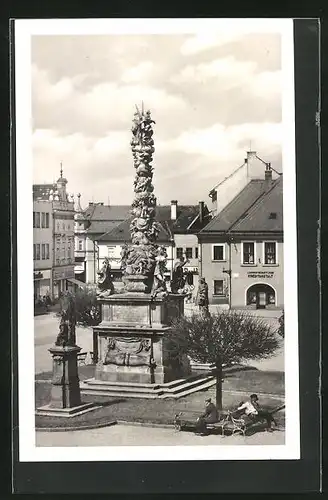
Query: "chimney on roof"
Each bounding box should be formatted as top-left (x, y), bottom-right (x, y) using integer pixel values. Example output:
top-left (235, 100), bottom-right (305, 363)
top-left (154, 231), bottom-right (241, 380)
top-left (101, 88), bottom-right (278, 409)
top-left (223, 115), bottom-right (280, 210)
top-left (246, 150), bottom-right (257, 182)
top-left (171, 200), bottom-right (178, 220)
top-left (265, 162), bottom-right (273, 182)
top-left (199, 201), bottom-right (205, 224)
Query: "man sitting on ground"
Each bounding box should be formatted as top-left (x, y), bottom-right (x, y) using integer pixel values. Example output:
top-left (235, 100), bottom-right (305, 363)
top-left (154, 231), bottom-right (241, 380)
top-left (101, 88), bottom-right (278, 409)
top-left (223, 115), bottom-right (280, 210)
top-left (195, 398), bottom-right (219, 435)
top-left (237, 394), bottom-right (277, 432)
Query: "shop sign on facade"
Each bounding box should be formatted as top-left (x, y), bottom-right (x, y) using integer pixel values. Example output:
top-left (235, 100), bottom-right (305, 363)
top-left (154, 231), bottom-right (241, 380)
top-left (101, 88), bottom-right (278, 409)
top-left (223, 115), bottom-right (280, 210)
top-left (34, 269), bottom-right (51, 280)
top-left (247, 271), bottom-right (274, 279)
top-left (53, 266), bottom-right (75, 280)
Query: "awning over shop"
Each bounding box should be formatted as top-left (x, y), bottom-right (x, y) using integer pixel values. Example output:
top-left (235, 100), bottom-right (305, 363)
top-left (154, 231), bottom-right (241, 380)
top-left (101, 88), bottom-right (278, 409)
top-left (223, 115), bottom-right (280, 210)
top-left (67, 278), bottom-right (87, 289)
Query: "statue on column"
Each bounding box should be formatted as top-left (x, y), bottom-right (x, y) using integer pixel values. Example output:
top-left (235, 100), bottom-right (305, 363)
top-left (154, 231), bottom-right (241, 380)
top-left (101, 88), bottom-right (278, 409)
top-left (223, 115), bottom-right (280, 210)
top-left (170, 251), bottom-right (189, 294)
top-left (151, 246), bottom-right (168, 298)
top-left (97, 257), bottom-right (115, 297)
top-left (196, 277), bottom-right (210, 317)
top-left (55, 292), bottom-right (76, 346)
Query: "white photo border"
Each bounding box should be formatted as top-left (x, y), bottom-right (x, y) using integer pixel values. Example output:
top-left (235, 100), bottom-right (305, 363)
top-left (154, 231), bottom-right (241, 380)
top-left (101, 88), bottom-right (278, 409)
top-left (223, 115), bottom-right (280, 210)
top-left (15, 17), bottom-right (299, 462)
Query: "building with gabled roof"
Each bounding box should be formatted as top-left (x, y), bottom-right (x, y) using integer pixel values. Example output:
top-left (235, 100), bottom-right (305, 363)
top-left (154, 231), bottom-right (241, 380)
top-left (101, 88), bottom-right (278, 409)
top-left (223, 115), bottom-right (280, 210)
top-left (33, 166), bottom-right (76, 300)
top-left (199, 165), bottom-right (283, 309)
top-left (75, 200), bottom-right (210, 297)
top-left (209, 150), bottom-right (281, 217)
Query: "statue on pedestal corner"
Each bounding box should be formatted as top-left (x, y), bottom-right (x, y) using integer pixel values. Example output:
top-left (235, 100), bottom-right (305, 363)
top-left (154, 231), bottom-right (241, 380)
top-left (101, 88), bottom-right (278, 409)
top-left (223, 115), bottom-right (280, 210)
top-left (196, 277), bottom-right (210, 317)
top-left (171, 251), bottom-right (189, 294)
top-left (151, 246), bottom-right (168, 298)
top-left (97, 258), bottom-right (115, 297)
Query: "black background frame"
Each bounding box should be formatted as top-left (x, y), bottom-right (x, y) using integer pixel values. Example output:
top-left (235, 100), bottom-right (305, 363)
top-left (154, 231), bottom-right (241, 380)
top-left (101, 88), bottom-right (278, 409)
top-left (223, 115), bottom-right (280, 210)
top-left (7, 15), bottom-right (321, 495)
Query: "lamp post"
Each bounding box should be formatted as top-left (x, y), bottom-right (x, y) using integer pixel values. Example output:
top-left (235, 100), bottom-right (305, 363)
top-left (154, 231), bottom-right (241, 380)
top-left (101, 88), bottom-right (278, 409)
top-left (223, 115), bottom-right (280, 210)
top-left (223, 237), bottom-right (233, 309)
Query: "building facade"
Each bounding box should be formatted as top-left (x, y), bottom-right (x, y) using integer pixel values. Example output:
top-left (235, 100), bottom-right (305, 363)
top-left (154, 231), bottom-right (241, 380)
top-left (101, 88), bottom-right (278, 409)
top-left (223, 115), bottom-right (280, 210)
top-left (199, 167), bottom-right (283, 310)
top-left (33, 199), bottom-right (53, 299)
top-left (33, 168), bottom-right (75, 299)
top-left (74, 201), bottom-right (210, 297)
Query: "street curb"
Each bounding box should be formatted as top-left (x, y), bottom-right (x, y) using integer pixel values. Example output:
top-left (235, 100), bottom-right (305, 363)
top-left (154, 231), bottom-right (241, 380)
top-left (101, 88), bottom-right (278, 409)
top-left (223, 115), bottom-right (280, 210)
top-left (116, 420), bottom-right (175, 429)
top-left (36, 420), bottom-right (117, 432)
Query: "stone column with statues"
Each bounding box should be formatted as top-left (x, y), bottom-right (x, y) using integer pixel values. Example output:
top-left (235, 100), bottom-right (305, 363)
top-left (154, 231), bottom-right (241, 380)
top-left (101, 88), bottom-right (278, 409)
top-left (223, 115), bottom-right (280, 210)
top-left (78, 106), bottom-right (219, 399)
top-left (36, 292), bottom-right (96, 417)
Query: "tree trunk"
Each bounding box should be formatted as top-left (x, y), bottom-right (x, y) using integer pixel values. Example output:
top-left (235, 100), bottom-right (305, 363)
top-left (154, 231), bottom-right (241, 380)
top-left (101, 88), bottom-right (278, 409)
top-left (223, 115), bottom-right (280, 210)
top-left (93, 330), bottom-right (98, 364)
top-left (215, 358), bottom-right (223, 410)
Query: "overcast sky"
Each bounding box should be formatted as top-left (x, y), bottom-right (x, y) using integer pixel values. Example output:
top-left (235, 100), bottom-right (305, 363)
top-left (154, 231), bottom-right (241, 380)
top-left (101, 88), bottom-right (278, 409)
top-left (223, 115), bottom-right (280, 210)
top-left (32, 30), bottom-right (282, 207)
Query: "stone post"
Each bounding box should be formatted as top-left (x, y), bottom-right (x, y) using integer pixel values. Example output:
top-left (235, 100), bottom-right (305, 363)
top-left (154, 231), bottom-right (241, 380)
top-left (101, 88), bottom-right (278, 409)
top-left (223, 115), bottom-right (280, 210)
top-left (36, 292), bottom-right (97, 417)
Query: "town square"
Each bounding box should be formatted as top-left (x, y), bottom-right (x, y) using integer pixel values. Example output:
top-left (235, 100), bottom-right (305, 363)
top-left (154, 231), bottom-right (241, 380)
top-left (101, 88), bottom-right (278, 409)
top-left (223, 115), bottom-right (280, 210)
top-left (24, 21), bottom-right (295, 453)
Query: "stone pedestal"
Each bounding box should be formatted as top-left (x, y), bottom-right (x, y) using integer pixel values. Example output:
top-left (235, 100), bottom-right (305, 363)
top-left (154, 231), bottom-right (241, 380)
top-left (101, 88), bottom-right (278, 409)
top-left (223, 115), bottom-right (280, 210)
top-left (36, 345), bottom-right (96, 417)
top-left (79, 292), bottom-right (215, 399)
top-left (95, 293), bottom-right (188, 385)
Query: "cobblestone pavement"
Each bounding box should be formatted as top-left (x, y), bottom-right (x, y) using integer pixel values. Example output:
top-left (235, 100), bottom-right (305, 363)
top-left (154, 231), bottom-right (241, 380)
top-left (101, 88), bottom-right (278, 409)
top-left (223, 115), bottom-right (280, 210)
top-left (36, 423), bottom-right (285, 447)
top-left (34, 313), bottom-right (93, 374)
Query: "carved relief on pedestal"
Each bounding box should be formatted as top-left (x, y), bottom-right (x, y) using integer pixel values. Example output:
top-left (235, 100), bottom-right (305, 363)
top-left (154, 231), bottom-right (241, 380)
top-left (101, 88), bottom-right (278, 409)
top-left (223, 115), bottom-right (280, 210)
top-left (103, 336), bottom-right (155, 367)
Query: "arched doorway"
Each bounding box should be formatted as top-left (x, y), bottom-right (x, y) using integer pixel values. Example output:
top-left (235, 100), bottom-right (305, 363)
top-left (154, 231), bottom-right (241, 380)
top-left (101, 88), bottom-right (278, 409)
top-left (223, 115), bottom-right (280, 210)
top-left (246, 283), bottom-right (276, 309)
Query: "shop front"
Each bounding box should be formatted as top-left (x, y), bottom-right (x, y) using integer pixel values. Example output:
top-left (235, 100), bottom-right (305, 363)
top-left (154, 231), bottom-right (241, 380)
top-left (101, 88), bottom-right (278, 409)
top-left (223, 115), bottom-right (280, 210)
top-left (33, 269), bottom-right (52, 300)
top-left (52, 266), bottom-right (75, 298)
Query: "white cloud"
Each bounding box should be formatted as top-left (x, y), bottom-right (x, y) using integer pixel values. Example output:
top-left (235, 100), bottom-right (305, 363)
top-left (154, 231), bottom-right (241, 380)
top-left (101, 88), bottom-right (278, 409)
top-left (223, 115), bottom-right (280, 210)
top-left (171, 56), bottom-right (257, 86)
top-left (160, 122), bottom-right (282, 159)
top-left (180, 24), bottom-right (281, 55)
top-left (121, 61), bottom-right (154, 83)
top-left (31, 32), bottom-right (283, 204)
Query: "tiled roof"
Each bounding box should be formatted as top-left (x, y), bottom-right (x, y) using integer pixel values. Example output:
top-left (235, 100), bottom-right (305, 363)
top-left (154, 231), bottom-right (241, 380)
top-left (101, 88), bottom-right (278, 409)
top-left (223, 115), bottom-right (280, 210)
top-left (169, 205), bottom-right (208, 234)
top-left (230, 176), bottom-right (283, 233)
top-left (84, 204), bottom-right (131, 221)
top-left (87, 220), bottom-right (126, 235)
top-left (201, 179), bottom-right (277, 233)
top-left (201, 177), bottom-right (283, 234)
top-left (97, 218), bottom-right (172, 243)
top-left (85, 204), bottom-right (210, 236)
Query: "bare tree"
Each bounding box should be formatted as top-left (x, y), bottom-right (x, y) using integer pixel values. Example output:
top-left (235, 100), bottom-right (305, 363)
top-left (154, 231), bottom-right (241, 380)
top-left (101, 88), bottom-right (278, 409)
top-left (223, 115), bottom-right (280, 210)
top-left (168, 311), bottom-right (280, 410)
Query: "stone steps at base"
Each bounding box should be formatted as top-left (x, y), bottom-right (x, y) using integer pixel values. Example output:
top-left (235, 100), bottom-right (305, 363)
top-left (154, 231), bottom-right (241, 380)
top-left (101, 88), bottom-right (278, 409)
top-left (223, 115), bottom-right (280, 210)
top-left (80, 389), bottom-right (162, 399)
top-left (84, 377), bottom-right (190, 389)
top-left (162, 376), bottom-right (214, 395)
top-left (162, 378), bottom-right (216, 399)
top-left (80, 376), bottom-right (216, 400)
